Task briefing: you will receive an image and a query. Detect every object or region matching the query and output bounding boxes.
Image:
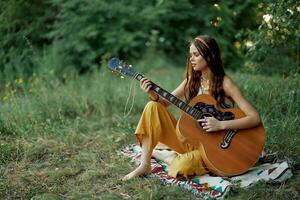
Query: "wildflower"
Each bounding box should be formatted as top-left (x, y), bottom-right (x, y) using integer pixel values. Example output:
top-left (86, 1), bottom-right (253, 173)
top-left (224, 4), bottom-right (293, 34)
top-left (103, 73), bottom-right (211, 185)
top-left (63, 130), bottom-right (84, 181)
top-left (263, 14), bottom-right (273, 23)
top-left (216, 16), bottom-right (222, 22)
top-left (245, 40), bottom-right (253, 48)
top-left (245, 62), bottom-right (255, 69)
top-left (211, 20), bottom-right (219, 27)
top-left (214, 4), bottom-right (220, 10)
top-left (15, 78), bottom-right (23, 85)
top-left (234, 41), bottom-right (241, 49)
top-left (287, 9), bottom-right (293, 15)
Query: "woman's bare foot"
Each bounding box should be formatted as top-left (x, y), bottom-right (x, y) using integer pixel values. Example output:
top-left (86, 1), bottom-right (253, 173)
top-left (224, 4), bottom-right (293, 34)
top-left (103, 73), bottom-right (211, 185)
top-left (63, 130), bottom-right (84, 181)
top-left (121, 164), bottom-right (152, 181)
top-left (152, 149), bottom-right (177, 165)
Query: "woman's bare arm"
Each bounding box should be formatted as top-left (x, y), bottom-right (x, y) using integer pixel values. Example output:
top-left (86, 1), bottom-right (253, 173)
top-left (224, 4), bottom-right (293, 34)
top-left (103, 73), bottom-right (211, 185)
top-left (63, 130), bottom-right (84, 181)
top-left (221, 76), bottom-right (262, 130)
top-left (159, 79), bottom-right (187, 107)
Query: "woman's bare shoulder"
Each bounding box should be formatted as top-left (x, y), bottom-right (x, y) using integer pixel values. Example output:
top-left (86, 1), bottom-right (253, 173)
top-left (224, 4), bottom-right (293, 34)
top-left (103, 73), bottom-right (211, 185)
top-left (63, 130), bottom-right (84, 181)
top-left (222, 75), bottom-right (242, 98)
top-left (223, 75), bottom-right (236, 88)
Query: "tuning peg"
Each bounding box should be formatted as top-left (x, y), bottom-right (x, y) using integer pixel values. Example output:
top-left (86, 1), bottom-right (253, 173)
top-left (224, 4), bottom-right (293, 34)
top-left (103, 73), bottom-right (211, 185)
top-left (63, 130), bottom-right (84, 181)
top-left (111, 71), bottom-right (119, 76)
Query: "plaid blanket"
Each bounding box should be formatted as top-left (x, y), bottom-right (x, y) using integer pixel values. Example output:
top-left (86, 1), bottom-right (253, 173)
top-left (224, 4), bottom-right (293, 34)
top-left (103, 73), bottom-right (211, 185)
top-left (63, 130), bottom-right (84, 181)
top-left (120, 144), bottom-right (293, 199)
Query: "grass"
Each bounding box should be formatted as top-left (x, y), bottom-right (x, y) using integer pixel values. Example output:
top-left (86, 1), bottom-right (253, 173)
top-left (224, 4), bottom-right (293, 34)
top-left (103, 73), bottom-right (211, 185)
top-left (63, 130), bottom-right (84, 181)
top-left (0, 60), bottom-right (299, 199)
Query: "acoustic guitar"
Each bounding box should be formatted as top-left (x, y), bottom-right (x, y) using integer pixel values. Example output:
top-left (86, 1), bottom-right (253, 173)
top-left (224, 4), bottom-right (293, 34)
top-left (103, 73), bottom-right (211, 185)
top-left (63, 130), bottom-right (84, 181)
top-left (108, 57), bottom-right (266, 177)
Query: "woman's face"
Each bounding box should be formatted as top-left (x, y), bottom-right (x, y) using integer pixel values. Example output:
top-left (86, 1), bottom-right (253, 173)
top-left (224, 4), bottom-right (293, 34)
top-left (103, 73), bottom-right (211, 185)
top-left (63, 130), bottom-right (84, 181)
top-left (189, 43), bottom-right (208, 71)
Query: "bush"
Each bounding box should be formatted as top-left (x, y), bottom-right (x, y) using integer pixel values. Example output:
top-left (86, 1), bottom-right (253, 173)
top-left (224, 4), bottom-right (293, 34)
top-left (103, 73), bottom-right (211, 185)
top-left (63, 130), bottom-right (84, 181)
top-left (237, 0), bottom-right (299, 75)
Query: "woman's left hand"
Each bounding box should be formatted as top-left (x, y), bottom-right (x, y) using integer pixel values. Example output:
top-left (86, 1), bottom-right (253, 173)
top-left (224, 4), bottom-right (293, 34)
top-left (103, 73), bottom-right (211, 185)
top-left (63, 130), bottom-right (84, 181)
top-left (197, 117), bottom-right (224, 132)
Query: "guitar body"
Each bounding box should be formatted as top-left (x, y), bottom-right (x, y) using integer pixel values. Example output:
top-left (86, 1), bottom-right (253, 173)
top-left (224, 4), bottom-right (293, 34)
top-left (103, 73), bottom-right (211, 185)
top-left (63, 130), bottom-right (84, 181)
top-left (177, 94), bottom-right (266, 177)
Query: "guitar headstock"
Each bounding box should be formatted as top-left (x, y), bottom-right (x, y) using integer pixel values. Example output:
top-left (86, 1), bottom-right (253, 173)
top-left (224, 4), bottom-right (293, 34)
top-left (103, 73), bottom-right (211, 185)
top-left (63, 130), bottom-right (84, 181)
top-left (108, 57), bottom-right (136, 78)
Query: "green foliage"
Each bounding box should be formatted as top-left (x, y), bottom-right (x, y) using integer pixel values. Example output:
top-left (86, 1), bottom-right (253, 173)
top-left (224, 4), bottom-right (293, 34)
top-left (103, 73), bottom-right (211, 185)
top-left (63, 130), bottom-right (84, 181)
top-left (46, 0), bottom-right (259, 69)
top-left (46, 0), bottom-right (160, 72)
top-left (1, 0), bottom-right (270, 77)
top-left (238, 0), bottom-right (299, 75)
top-left (0, 0), bottom-right (55, 80)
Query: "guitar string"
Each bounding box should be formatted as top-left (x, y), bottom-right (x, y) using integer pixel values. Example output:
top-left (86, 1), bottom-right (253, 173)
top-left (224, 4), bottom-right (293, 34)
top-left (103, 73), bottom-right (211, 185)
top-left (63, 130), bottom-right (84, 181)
top-left (123, 78), bottom-right (136, 118)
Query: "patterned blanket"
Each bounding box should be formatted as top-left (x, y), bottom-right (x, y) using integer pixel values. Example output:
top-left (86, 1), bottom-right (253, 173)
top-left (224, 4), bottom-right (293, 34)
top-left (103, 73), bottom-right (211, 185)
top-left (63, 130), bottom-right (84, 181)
top-left (120, 144), bottom-right (293, 199)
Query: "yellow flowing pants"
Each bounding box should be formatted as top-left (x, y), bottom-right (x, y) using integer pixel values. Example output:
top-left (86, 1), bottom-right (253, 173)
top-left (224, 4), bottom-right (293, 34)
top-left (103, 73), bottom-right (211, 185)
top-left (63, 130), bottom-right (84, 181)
top-left (135, 101), bottom-right (208, 178)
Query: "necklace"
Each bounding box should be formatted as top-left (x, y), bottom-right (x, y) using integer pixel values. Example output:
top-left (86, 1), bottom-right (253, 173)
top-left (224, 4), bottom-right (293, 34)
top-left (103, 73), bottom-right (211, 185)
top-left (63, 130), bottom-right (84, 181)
top-left (200, 76), bottom-right (210, 92)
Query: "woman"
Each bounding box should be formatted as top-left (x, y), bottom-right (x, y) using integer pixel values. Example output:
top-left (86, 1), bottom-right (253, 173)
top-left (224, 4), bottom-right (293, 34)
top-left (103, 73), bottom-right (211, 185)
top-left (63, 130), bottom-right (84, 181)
top-left (122, 35), bottom-right (262, 181)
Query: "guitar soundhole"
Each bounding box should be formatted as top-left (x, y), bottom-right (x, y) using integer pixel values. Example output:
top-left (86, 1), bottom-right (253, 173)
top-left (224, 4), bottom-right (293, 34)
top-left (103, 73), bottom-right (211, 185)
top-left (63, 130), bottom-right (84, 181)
top-left (194, 102), bottom-right (235, 128)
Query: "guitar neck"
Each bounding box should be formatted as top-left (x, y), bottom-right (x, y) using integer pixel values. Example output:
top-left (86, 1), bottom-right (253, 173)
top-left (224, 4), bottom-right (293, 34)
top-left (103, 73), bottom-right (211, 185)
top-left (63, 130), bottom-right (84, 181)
top-left (134, 73), bottom-right (200, 119)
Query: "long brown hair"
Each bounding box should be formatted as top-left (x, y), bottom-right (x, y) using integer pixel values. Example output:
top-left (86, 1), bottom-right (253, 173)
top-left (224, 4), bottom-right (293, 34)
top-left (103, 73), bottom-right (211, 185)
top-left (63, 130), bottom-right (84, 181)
top-left (184, 35), bottom-right (233, 108)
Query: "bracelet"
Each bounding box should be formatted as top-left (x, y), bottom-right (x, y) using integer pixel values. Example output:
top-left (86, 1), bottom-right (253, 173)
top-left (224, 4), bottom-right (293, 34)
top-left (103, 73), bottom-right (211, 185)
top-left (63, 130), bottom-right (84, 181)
top-left (149, 94), bottom-right (159, 102)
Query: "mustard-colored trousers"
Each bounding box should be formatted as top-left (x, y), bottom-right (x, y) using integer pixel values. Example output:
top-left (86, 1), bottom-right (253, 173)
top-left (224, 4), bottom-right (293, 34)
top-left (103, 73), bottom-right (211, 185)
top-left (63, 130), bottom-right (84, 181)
top-left (135, 101), bottom-right (208, 178)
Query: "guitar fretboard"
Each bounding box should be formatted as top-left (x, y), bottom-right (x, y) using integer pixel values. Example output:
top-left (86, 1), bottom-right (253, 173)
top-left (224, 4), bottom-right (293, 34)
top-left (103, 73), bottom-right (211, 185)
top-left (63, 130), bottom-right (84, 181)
top-left (134, 73), bottom-right (200, 119)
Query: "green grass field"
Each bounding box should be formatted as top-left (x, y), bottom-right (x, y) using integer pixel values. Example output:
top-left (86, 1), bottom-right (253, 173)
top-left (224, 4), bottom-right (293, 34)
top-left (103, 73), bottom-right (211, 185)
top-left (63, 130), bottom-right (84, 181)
top-left (0, 63), bottom-right (299, 199)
